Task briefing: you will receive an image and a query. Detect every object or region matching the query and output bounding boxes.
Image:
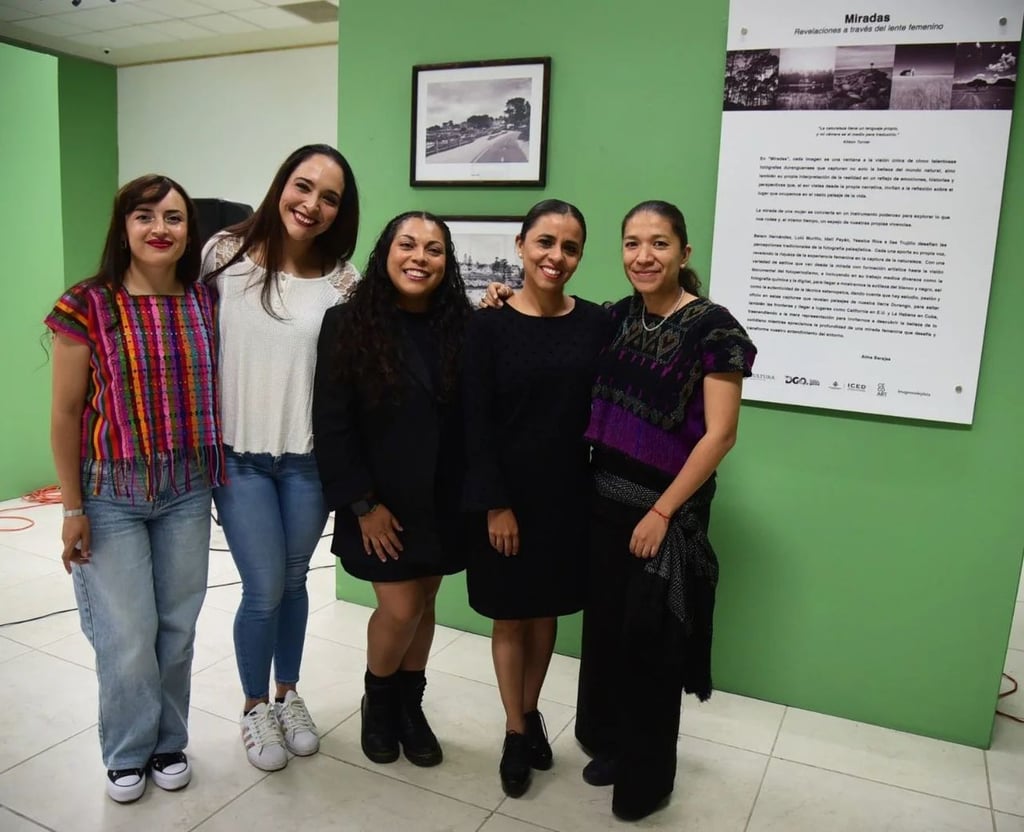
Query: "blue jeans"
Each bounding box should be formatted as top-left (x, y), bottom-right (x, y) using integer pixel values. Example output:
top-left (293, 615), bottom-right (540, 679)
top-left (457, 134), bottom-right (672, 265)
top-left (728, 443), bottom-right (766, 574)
top-left (75, 460), bottom-right (211, 770)
top-left (213, 447), bottom-right (328, 699)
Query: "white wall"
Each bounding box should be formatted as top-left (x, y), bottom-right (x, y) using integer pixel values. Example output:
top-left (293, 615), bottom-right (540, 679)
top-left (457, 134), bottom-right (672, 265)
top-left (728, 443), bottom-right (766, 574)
top-left (118, 46), bottom-right (337, 211)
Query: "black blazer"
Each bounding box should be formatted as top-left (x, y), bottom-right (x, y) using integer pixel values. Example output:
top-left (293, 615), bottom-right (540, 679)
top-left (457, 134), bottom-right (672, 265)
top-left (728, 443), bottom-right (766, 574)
top-left (312, 304), bottom-right (466, 581)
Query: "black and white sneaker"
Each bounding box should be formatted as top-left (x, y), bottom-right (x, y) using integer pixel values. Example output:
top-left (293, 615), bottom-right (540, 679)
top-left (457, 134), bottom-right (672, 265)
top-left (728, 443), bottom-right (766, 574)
top-left (149, 751), bottom-right (192, 790)
top-left (106, 768), bottom-right (146, 803)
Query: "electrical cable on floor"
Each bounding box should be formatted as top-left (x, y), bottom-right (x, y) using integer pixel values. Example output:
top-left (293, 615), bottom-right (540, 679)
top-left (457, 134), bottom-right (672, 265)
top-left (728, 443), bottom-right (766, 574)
top-left (997, 673), bottom-right (1024, 723)
top-left (0, 562), bottom-right (336, 628)
top-left (0, 485), bottom-right (63, 532)
top-left (9, 493), bottom-right (1023, 723)
top-left (0, 495), bottom-right (335, 627)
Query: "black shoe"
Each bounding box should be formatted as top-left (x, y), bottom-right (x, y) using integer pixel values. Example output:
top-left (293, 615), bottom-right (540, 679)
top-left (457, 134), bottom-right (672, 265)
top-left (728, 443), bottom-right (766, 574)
top-left (582, 755), bottom-right (617, 786)
top-left (396, 670), bottom-right (443, 767)
top-left (361, 672), bottom-right (400, 764)
top-left (612, 794), bottom-right (670, 822)
top-left (499, 731), bottom-right (532, 798)
top-left (523, 710), bottom-right (552, 770)
top-left (148, 751), bottom-right (191, 790)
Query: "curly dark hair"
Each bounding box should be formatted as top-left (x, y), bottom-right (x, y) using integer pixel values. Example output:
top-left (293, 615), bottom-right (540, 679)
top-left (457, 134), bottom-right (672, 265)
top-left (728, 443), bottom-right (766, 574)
top-left (335, 211), bottom-right (471, 406)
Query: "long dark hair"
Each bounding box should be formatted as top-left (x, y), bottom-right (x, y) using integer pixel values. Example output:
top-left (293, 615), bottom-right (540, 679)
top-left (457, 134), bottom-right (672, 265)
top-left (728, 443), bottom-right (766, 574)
top-left (208, 144), bottom-right (359, 315)
top-left (87, 174), bottom-right (201, 291)
top-left (621, 200), bottom-right (701, 295)
top-left (335, 211), bottom-right (471, 406)
top-left (519, 198), bottom-right (588, 244)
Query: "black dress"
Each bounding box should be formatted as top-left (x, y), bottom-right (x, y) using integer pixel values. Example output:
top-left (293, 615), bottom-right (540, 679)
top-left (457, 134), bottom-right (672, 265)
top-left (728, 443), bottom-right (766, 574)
top-left (313, 305), bottom-right (466, 583)
top-left (461, 299), bottom-right (611, 619)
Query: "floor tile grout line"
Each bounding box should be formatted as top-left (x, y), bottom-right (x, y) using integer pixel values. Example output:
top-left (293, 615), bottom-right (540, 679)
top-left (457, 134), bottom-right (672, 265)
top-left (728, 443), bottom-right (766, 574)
top-left (313, 751), bottom-right (503, 813)
top-left (742, 736), bottom-right (777, 831)
top-left (774, 755), bottom-right (997, 812)
top-left (0, 541), bottom-right (66, 562)
top-left (0, 802), bottom-right (58, 832)
top-left (984, 749), bottom-right (997, 831)
top-left (0, 722), bottom-right (96, 779)
top-left (428, 631), bottom-right (465, 660)
top-left (768, 705), bottom-right (787, 757)
top-left (492, 812), bottom-right (562, 832)
top-left (679, 729), bottom-right (776, 758)
top-left (741, 703), bottom-right (789, 832)
top-left (183, 771), bottom-right (272, 832)
top-left (997, 807), bottom-right (1024, 819)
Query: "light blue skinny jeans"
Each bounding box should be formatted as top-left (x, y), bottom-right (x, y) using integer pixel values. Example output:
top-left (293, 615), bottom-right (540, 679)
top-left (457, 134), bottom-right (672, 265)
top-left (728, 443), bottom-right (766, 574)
top-left (212, 447), bottom-right (328, 700)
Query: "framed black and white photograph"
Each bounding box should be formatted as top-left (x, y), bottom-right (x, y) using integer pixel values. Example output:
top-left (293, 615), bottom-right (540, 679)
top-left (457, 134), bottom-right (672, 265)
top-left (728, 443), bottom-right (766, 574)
top-left (444, 216), bottom-right (523, 305)
top-left (411, 58), bottom-right (551, 187)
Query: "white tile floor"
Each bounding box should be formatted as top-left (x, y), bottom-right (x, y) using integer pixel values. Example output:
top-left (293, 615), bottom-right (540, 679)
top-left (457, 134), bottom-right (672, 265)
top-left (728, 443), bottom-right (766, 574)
top-left (0, 497), bottom-right (1021, 831)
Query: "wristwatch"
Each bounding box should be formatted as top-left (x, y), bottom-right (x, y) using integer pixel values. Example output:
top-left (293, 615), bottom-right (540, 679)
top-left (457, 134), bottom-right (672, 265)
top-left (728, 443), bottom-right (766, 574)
top-left (350, 498), bottom-right (379, 517)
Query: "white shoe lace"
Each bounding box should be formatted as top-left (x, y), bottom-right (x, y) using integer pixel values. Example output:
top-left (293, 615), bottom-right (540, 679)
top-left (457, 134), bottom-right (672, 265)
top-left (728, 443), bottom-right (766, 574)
top-left (244, 705), bottom-right (285, 750)
top-left (278, 695), bottom-right (317, 736)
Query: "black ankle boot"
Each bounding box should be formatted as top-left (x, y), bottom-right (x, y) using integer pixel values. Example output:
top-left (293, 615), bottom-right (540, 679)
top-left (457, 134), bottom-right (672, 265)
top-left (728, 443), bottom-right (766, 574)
top-left (523, 709), bottom-right (552, 770)
top-left (499, 731), bottom-right (532, 798)
top-left (612, 793), bottom-right (671, 822)
top-left (396, 669), bottom-right (443, 767)
top-left (361, 670), bottom-right (400, 764)
top-left (582, 754), bottom-right (617, 786)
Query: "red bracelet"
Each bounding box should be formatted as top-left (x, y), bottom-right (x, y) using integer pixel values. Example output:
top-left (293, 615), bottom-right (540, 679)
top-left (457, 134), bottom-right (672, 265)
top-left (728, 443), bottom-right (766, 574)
top-left (649, 506), bottom-right (671, 522)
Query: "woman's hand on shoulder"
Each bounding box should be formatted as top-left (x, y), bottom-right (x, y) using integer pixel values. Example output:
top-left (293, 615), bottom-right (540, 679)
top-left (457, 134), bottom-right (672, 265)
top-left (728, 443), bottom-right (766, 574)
top-left (358, 504), bottom-right (404, 562)
top-left (61, 516), bottom-right (91, 573)
top-left (487, 508), bottom-right (519, 556)
top-left (481, 283), bottom-right (513, 309)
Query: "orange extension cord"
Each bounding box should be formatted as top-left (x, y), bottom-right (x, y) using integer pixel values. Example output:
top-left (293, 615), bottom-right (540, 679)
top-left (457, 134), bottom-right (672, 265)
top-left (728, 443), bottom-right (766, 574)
top-left (2, 485), bottom-right (1022, 723)
top-left (0, 485), bottom-right (63, 532)
top-left (998, 673), bottom-right (1024, 724)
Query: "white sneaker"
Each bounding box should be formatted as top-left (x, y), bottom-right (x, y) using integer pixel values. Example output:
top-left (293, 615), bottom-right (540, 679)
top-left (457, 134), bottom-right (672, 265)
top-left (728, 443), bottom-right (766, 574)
top-left (276, 690), bottom-right (320, 756)
top-left (240, 702), bottom-right (288, 771)
top-left (106, 768), bottom-right (146, 803)
top-left (148, 751), bottom-right (192, 790)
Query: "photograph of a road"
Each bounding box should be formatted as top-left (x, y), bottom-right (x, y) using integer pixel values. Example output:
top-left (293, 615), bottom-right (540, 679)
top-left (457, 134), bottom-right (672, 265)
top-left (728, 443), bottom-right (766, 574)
top-left (411, 57), bottom-right (550, 186)
top-left (427, 129), bottom-right (528, 164)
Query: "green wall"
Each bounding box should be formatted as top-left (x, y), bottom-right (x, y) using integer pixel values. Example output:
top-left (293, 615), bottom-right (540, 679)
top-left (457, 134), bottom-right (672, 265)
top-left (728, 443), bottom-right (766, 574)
top-left (0, 43), bottom-right (117, 499)
top-left (0, 44), bottom-right (65, 499)
top-left (58, 56), bottom-right (118, 288)
top-left (337, 1), bottom-right (1024, 747)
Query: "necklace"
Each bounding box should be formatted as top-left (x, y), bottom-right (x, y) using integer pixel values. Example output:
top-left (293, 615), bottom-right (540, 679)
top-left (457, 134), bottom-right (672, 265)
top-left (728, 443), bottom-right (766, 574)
top-left (640, 288), bottom-right (685, 332)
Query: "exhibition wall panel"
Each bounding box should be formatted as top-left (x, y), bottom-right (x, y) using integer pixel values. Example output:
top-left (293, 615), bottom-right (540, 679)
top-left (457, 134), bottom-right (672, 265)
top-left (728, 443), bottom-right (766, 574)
top-left (337, 0), bottom-right (1024, 746)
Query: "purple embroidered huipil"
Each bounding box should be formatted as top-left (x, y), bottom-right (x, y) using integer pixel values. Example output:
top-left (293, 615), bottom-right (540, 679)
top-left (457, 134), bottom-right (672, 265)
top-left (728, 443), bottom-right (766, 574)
top-left (585, 295), bottom-right (756, 485)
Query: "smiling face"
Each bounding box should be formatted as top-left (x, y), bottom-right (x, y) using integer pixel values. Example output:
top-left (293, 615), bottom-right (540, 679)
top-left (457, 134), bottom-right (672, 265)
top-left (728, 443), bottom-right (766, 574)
top-left (385, 217), bottom-right (447, 311)
top-left (278, 153), bottom-right (345, 243)
top-left (622, 211), bottom-right (692, 301)
top-left (515, 212), bottom-right (584, 295)
top-left (124, 189), bottom-right (189, 270)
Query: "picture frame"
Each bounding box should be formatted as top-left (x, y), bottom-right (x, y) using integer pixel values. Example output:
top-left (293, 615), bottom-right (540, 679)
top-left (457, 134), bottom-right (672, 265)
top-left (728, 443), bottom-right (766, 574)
top-left (411, 58), bottom-right (551, 187)
top-left (444, 215), bottom-right (524, 305)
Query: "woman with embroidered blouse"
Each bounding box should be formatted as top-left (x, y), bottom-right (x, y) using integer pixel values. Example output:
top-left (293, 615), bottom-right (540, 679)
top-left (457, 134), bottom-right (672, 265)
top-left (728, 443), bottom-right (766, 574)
top-left (47, 175), bottom-right (224, 803)
top-left (200, 145), bottom-right (360, 773)
top-left (575, 200), bottom-right (756, 822)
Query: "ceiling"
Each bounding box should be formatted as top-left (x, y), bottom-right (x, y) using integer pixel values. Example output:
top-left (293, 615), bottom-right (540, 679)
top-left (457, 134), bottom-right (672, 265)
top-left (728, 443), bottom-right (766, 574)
top-left (0, 0), bottom-right (338, 66)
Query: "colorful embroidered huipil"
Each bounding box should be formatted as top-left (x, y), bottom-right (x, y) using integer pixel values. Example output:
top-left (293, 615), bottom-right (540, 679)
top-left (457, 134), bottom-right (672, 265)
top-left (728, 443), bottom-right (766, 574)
top-left (45, 282), bottom-right (225, 500)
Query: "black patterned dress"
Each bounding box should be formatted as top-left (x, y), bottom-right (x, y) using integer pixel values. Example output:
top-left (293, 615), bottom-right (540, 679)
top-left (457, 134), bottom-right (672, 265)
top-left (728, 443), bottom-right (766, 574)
top-left (461, 299), bottom-right (612, 619)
